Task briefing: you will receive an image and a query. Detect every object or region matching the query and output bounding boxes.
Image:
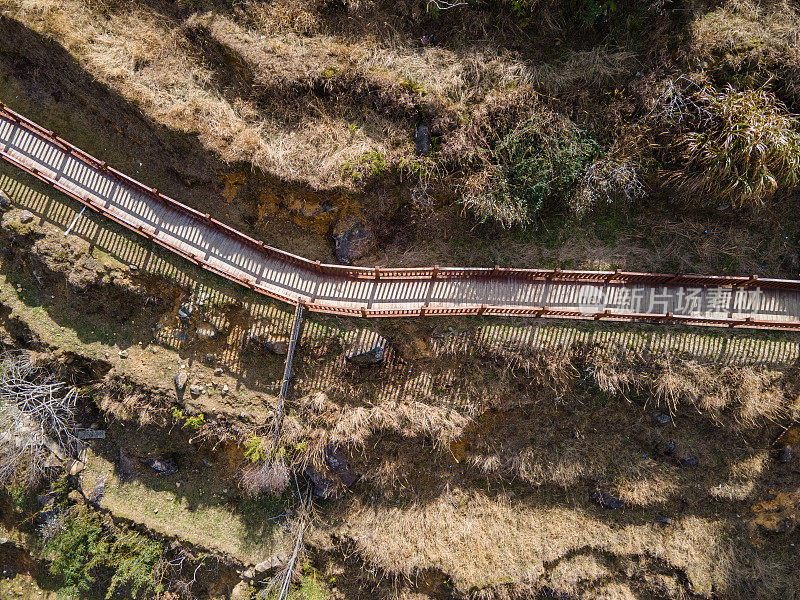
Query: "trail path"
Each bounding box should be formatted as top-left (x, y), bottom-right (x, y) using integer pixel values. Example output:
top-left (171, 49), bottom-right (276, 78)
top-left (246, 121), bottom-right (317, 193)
top-left (2, 104), bottom-right (799, 330)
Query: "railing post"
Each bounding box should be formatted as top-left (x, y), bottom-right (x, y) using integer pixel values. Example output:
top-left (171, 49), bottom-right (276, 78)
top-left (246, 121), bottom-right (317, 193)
top-left (478, 304), bottom-right (486, 316)
top-left (432, 265), bottom-right (439, 279)
top-left (361, 306), bottom-right (368, 318)
top-left (374, 267), bottom-right (380, 280)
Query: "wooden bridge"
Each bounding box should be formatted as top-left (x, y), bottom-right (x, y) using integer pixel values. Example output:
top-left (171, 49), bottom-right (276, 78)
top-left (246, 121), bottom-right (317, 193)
top-left (2, 103), bottom-right (800, 331)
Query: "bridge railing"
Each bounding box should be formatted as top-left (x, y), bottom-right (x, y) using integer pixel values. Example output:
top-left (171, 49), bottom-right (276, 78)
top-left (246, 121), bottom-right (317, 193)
top-left (2, 103), bottom-right (800, 331)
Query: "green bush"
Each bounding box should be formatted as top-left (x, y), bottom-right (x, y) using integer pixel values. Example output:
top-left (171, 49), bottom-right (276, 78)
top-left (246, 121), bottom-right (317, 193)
top-left (44, 506), bottom-right (164, 599)
top-left (462, 111), bottom-right (599, 227)
top-left (664, 85), bottom-right (800, 207)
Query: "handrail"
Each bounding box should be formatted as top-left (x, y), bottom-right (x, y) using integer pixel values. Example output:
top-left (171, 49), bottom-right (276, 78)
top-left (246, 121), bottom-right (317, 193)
top-left (1, 102), bottom-right (800, 331)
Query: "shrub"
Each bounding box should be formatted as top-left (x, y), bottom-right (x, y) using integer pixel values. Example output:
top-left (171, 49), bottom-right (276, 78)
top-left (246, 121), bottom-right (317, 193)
top-left (44, 505), bottom-right (164, 599)
top-left (462, 111), bottom-right (599, 227)
top-left (570, 155), bottom-right (645, 217)
top-left (664, 85), bottom-right (800, 207)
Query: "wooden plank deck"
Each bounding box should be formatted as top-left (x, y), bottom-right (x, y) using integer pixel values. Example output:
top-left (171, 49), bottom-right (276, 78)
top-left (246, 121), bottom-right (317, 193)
top-left (2, 105), bottom-right (800, 331)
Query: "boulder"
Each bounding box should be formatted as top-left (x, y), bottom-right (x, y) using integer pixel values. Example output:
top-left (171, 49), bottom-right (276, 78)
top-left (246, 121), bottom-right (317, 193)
top-left (679, 455), bottom-right (699, 467)
top-left (306, 446), bottom-right (359, 499)
top-left (415, 124), bottom-right (432, 156)
top-left (331, 216), bottom-right (373, 265)
top-left (779, 445), bottom-right (793, 463)
top-left (189, 385), bottom-right (203, 398)
top-left (346, 333), bottom-right (388, 366)
top-left (19, 210), bottom-right (34, 223)
top-left (254, 553), bottom-right (287, 575)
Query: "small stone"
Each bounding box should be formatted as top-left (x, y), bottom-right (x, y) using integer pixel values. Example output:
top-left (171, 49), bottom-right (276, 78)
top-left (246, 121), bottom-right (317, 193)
top-left (679, 455), bottom-right (699, 467)
top-left (779, 445), bottom-right (793, 463)
top-left (67, 459), bottom-right (85, 476)
top-left (657, 516), bottom-right (674, 526)
top-left (652, 411), bottom-right (671, 425)
top-left (174, 371), bottom-right (188, 393)
top-left (189, 385), bottom-right (203, 398)
top-left (151, 347), bottom-right (158, 353)
top-left (204, 353), bottom-right (215, 365)
top-left (220, 383), bottom-right (229, 397)
top-left (19, 209), bottom-right (34, 223)
top-left (118, 350), bottom-right (128, 359)
top-left (178, 303), bottom-right (195, 324)
top-left (663, 440), bottom-right (676, 455)
top-left (145, 457), bottom-right (178, 475)
top-left (214, 367), bottom-right (223, 376)
top-left (154, 508), bottom-right (158, 514)
top-left (202, 459), bottom-right (213, 468)
top-left (128, 264), bottom-right (138, 272)
top-left (414, 124), bottom-right (432, 156)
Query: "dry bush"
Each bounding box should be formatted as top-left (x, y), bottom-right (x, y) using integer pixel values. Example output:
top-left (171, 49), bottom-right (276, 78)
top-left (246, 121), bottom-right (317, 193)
top-left (239, 458), bottom-right (290, 497)
top-left (0, 352), bottom-right (78, 488)
top-left (661, 84), bottom-right (800, 207)
top-left (691, 0), bottom-right (800, 97)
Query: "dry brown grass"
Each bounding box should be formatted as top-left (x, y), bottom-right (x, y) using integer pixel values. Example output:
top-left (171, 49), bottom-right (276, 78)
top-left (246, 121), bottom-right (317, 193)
top-left (325, 488), bottom-right (792, 599)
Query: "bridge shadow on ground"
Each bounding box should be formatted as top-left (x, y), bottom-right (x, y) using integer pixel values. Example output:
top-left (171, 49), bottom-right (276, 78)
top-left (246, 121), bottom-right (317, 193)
top-left (1, 165), bottom-right (799, 404)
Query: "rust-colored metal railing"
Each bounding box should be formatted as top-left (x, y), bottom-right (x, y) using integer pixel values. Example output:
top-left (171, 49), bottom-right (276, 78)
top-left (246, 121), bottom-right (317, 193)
top-left (1, 102), bottom-right (800, 331)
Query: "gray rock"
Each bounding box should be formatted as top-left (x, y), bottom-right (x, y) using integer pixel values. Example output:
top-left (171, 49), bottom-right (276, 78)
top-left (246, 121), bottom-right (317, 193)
top-left (414, 124), bottom-right (432, 156)
top-left (0, 189), bottom-right (11, 210)
top-left (332, 221), bottom-right (373, 265)
top-left (214, 367), bottom-right (224, 376)
top-left (19, 210), bottom-right (34, 223)
top-left (657, 516), bottom-right (674, 526)
top-left (174, 371), bottom-right (188, 393)
top-left (306, 446), bottom-right (359, 499)
top-left (189, 385), bottom-right (203, 398)
top-left (204, 353), bottom-right (216, 365)
top-left (679, 455), bottom-right (699, 467)
top-left (220, 383), bottom-right (229, 397)
top-left (177, 303), bottom-right (195, 324)
top-left (326, 446), bottom-right (358, 487)
top-left (663, 440), bottom-right (676, 455)
top-left (254, 553), bottom-right (287, 575)
top-left (652, 411), bottom-right (671, 425)
top-left (779, 445), bottom-right (793, 463)
top-left (128, 264), bottom-right (138, 272)
top-left (346, 333), bottom-right (388, 366)
top-left (590, 488), bottom-right (626, 510)
top-left (118, 350), bottom-right (128, 359)
top-left (144, 457), bottom-right (178, 476)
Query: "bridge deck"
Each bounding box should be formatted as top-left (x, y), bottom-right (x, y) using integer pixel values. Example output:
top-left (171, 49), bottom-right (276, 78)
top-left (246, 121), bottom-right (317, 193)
top-left (1, 105), bottom-right (800, 330)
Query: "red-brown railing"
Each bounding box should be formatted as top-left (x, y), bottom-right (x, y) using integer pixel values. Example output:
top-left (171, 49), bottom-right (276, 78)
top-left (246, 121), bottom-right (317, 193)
top-left (2, 103), bottom-right (800, 330)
